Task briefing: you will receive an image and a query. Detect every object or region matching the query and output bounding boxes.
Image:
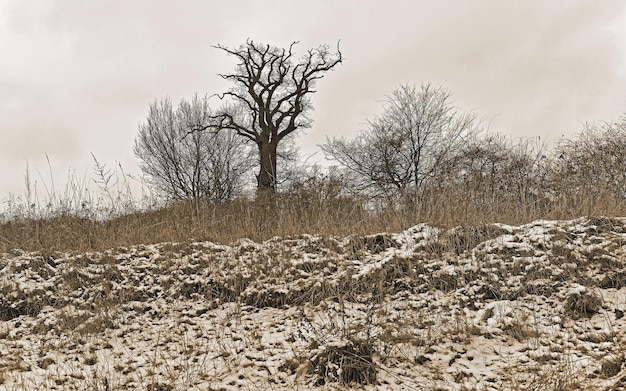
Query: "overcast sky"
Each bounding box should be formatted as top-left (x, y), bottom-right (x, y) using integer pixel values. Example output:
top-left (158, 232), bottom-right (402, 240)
top-left (1, 0), bottom-right (625, 200)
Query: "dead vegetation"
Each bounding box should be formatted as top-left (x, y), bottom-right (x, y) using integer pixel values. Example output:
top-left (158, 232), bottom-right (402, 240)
top-left (1, 217), bottom-right (626, 389)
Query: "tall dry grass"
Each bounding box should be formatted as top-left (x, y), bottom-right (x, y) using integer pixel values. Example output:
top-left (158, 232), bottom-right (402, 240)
top-left (0, 191), bottom-right (394, 253)
top-left (2, 178), bottom-right (626, 253)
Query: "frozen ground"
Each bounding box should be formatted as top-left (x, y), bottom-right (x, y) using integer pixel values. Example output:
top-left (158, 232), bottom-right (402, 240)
top-left (1, 217), bottom-right (625, 390)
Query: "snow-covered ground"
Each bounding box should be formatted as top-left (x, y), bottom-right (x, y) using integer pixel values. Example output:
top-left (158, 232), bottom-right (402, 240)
top-left (1, 217), bottom-right (625, 390)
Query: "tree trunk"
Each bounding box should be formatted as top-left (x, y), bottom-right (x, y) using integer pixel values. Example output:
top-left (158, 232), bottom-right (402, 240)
top-left (257, 139), bottom-right (277, 193)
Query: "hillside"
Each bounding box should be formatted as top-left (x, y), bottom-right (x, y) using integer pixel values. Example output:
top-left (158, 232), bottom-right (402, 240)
top-left (1, 217), bottom-right (625, 390)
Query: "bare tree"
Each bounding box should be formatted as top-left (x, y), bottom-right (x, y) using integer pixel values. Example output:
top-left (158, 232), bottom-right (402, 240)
top-left (322, 83), bottom-right (477, 206)
top-left (194, 40), bottom-right (342, 193)
top-left (134, 95), bottom-right (254, 202)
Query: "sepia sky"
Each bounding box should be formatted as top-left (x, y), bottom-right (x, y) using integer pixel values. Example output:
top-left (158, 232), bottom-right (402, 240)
top-left (1, 0), bottom-right (625, 199)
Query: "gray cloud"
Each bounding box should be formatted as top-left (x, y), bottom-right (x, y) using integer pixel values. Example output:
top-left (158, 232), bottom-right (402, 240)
top-left (1, 0), bottom-right (625, 198)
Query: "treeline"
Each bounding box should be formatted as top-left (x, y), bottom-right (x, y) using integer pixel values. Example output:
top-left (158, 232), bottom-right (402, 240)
top-left (2, 40), bottom-right (626, 252)
top-left (1, 111), bottom-right (625, 253)
top-left (134, 75), bottom-right (626, 226)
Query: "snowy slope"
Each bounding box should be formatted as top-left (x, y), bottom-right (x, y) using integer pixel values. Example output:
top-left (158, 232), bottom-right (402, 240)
top-left (1, 217), bottom-right (625, 390)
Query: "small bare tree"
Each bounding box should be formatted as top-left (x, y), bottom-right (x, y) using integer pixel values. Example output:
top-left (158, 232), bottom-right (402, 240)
top-left (553, 116), bottom-right (626, 201)
top-left (134, 95), bottom-right (254, 202)
top-left (452, 133), bottom-right (549, 207)
top-left (322, 83), bottom-right (477, 206)
top-left (194, 40), bottom-right (342, 193)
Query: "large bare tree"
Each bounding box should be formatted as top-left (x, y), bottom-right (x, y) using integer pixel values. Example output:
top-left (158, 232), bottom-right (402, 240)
top-left (196, 40), bottom-right (342, 193)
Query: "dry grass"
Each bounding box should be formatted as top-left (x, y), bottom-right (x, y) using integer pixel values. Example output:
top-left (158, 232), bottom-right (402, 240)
top-left (0, 194), bottom-right (386, 253)
top-left (3, 180), bottom-right (626, 253)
